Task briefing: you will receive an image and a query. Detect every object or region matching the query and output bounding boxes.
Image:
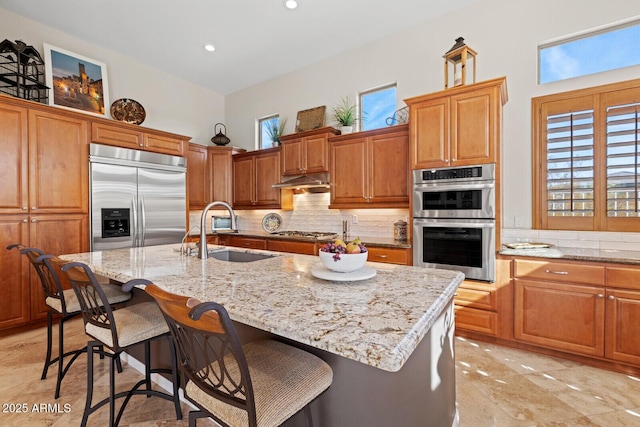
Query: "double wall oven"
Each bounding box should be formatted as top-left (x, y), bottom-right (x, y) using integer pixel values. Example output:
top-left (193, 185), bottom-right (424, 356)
top-left (412, 164), bottom-right (496, 282)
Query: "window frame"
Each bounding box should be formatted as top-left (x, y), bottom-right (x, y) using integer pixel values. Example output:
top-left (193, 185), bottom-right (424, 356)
top-left (359, 82), bottom-right (397, 132)
top-left (257, 114), bottom-right (280, 150)
top-left (532, 78), bottom-right (640, 232)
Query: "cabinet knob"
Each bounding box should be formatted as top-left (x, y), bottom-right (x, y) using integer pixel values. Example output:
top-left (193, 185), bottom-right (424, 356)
top-left (31, 219), bottom-right (36, 223)
top-left (22, 219), bottom-right (27, 223)
top-left (608, 295), bottom-right (615, 300)
top-left (596, 293), bottom-right (604, 298)
top-left (22, 206), bottom-right (28, 210)
top-left (31, 207), bottom-right (37, 210)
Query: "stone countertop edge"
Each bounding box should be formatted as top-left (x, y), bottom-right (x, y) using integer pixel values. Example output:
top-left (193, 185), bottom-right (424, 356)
top-left (499, 246), bottom-right (640, 266)
top-left (203, 230), bottom-right (412, 249)
top-left (59, 244), bottom-right (460, 372)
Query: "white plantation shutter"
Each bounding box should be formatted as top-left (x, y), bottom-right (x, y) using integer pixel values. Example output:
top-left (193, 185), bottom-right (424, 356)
top-left (546, 109), bottom-right (595, 217)
top-left (606, 103), bottom-right (640, 217)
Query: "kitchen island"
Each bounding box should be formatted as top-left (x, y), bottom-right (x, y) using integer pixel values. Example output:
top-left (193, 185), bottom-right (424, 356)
top-left (61, 244), bottom-right (464, 427)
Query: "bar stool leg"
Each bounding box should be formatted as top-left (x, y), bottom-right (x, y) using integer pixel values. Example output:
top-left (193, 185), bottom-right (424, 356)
top-left (169, 338), bottom-right (182, 419)
top-left (41, 312), bottom-right (53, 380)
top-left (81, 342), bottom-right (96, 427)
top-left (54, 317), bottom-right (65, 399)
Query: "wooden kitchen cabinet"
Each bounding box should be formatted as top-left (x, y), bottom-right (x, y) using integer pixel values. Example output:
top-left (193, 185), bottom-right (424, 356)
top-left (279, 127), bottom-right (339, 176)
top-left (366, 246), bottom-right (411, 265)
top-left (605, 267), bottom-right (640, 365)
top-left (218, 234), bottom-right (267, 250)
top-left (233, 148), bottom-right (292, 210)
top-left (0, 95), bottom-right (91, 331)
top-left (91, 121), bottom-right (189, 156)
top-left (329, 124), bottom-right (409, 208)
top-left (187, 144), bottom-right (245, 209)
top-left (405, 77), bottom-right (507, 169)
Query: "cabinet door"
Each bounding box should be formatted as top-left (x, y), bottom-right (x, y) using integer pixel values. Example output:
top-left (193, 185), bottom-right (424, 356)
top-left (605, 289), bottom-right (640, 365)
top-left (233, 156), bottom-right (255, 207)
top-left (369, 131), bottom-right (409, 206)
top-left (304, 134), bottom-right (330, 173)
top-left (187, 144), bottom-right (209, 209)
top-left (254, 151), bottom-right (281, 207)
top-left (92, 122), bottom-right (143, 149)
top-left (209, 148), bottom-right (235, 206)
top-left (29, 110), bottom-right (89, 213)
top-left (410, 97), bottom-right (450, 169)
top-left (0, 216), bottom-right (30, 328)
top-left (29, 214), bottom-right (89, 320)
top-left (0, 103), bottom-right (28, 214)
top-left (144, 133), bottom-right (185, 156)
top-left (281, 138), bottom-right (304, 176)
top-left (514, 279), bottom-right (605, 357)
top-left (330, 137), bottom-right (368, 205)
top-left (450, 86), bottom-right (495, 166)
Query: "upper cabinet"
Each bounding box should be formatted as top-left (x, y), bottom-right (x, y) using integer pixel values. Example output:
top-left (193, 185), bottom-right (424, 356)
top-left (91, 121), bottom-right (189, 157)
top-left (279, 127), bottom-right (340, 176)
top-left (232, 148), bottom-right (292, 210)
top-left (328, 125), bottom-right (409, 209)
top-left (405, 77), bottom-right (507, 169)
top-left (187, 144), bottom-right (245, 210)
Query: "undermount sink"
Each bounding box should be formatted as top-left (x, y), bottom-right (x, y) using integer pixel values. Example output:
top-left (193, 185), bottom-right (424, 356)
top-left (208, 249), bottom-right (276, 263)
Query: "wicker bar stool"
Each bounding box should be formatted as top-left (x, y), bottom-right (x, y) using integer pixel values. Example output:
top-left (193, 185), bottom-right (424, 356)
top-left (6, 244), bottom-right (132, 399)
top-left (145, 284), bottom-right (333, 427)
top-left (57, 259), bottom-right (182, 427)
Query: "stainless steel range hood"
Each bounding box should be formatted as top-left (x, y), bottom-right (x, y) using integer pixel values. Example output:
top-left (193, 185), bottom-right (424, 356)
top-left (272, 172), bottom-right (330, 191)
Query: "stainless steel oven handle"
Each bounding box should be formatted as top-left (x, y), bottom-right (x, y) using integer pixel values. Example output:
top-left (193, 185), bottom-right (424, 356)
top-left (412, 218), bottom-right (495, 229)
top-left (412, 181), bottom-right (495, 192)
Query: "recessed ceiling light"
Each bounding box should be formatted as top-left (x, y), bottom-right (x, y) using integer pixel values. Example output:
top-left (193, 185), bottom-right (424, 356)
top-left (204, 44), bottom-right (215, 52)
top-left (284, 0), bottom-right (298, 10)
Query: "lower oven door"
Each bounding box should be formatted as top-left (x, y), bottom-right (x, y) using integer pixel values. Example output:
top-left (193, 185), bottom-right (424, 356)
top-left (413, 217), bottom-right (495, 282)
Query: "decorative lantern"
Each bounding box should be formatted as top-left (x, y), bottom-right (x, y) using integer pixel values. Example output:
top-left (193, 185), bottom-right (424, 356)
top-left (211, 123), bottom-right (231, 146)
top-left (443, 37), bottom-right (477, 89)
top-left (0, 39), bottom-right (49, 103)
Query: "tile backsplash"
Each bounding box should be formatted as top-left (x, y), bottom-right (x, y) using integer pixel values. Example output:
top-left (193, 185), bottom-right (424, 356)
top-left (190, 192), bottom-right (409, 239)
top-left (502, 228), bottom-right (640, 251)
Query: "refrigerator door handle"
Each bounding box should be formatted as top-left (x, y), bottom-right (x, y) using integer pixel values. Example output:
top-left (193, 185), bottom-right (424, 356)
top-left (140, 194), bottom-right (146, 246)
top-left (131, 197), bottom-right (139, 246)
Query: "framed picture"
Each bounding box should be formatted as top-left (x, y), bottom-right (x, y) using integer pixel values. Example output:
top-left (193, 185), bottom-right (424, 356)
top-left (43, 43), bottom-right (109, 117)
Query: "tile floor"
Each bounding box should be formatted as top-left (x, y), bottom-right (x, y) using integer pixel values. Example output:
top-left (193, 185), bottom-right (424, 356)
top-left (2, 318), bottom-right (640, 426)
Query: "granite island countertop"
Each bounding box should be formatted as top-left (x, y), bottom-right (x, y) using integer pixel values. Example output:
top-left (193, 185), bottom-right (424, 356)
top-left (499, 246), bottom-right (640, 265)
top-left (60, 244), bottom-right (461, 372)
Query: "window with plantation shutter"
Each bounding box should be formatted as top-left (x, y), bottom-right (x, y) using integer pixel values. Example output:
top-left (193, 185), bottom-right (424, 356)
top-left (533, 79), bottom-right (640, 232)
top-left (606, 103), bottom-right (640, 217)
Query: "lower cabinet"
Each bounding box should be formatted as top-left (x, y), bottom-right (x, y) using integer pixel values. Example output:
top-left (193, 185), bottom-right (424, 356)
top-left (268, 239), bottom-right (316, 255)
top-left (511, 258), bottom-right (640, 367)
top-left (366, 246), bottom-right (411, 265)
top-left (217, 235), bottom-right (267, 250)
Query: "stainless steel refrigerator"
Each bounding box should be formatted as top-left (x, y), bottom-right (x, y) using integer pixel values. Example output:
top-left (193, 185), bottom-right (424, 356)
top-left (90, 143), bottom-right (187, 251)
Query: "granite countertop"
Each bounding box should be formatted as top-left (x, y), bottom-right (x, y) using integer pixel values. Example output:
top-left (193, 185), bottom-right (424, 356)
top-left (60, 244), bottom-right (460, 372)
top-left (499, 245), bottom-right (640, 266)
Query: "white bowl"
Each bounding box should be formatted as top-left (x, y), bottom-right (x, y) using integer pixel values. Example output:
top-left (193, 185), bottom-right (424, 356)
top-left (318, 250), bottom-right (368, 273)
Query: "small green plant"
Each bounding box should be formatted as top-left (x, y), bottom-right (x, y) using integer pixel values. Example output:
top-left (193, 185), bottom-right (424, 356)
top-left (265, 117), bottom-right (287, 144)
top-left (331, 96), bottom-right (357, 127)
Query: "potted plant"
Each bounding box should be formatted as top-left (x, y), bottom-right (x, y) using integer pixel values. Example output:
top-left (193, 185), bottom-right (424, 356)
top-left (265, 117), bottom-right (287, 146)
top-left (331, 96), bottom-right (357, 134)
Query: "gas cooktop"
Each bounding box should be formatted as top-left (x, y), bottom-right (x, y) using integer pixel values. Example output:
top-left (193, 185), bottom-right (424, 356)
top-left (273, 230), bottom-right (338, 240)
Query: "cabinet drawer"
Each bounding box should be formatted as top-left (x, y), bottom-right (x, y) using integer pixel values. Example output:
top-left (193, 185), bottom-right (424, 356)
top-left (607, 266), bottom-right (640, 291)
top-left (514, 259), bottom-right (605, 286)
top-left (366, 246), bottom-right (410, 265)
top-left (268, 240), bottom-right (316, 255)
top-left (454, 305), bottom-right (498, 336)
top-left (224, 236), bottom-right (267, 250)
top-left (92, 123), bottom-right (143, 149)
top-left (454, 282), bottom-right (497, 311)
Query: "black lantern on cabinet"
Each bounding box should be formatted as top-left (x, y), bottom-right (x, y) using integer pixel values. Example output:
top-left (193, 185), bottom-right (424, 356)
top-left (0, 39), bottom-right (49, 103)
top-left (443, 37), bottom-right (477, 89)
top-left (211, 123), bottom-right (231, 146)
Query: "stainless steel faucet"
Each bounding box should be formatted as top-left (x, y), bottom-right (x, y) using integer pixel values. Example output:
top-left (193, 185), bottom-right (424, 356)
top-left (198, 201), bottom-right (237, 259)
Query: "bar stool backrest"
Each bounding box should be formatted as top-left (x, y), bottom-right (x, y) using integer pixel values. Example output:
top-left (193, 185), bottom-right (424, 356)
top-left (145, 284), bottom-right (257, 425)
top-left (58, 261), bottom-right (120, 350)
top-left (8, 244), bottom-right (69, 314)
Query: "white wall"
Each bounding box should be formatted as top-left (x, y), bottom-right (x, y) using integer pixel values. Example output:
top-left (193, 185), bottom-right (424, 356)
top-left (225, 0), bottom-right (640, 236)
top-left (0, 7), bottom-right (225, 146)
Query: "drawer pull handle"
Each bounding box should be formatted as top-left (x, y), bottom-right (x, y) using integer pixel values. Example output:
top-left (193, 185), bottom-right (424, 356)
top-left (376, 254), bottom-right (388, 258)
top-left (545, 269), bottom-right (568, 275)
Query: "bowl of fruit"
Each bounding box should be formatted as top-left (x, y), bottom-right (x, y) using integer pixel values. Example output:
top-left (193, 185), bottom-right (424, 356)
top-left (319, 238), bottom-right (368, 273)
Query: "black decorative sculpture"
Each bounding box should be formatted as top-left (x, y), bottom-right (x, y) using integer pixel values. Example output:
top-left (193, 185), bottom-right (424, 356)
top-left (0, 39), bottom-right (49, 103)
top-left (211, 123), bottom-right (231, 146)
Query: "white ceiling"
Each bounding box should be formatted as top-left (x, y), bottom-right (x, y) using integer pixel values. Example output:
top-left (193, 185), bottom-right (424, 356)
top-left (0, 0), bottom-right (479, 95)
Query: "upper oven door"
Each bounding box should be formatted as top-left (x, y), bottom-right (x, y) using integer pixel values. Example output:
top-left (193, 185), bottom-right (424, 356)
top-left (412, 180), bottom-right (495, 219)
